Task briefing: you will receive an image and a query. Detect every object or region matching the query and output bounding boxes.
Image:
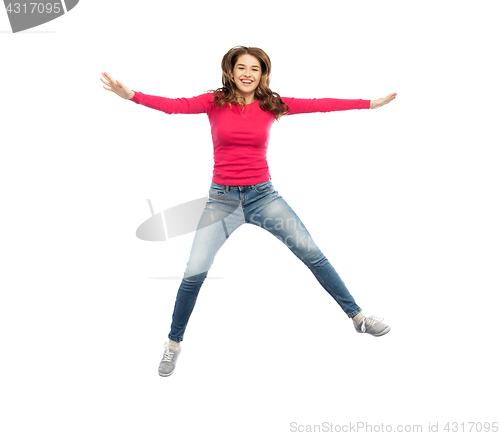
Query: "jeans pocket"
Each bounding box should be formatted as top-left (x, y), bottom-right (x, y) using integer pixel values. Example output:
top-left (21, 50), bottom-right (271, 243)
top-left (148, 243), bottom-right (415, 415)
top-left (254, 180), bottom-right (273, 194)
top-left (209, 186), bottom-right (227, 198)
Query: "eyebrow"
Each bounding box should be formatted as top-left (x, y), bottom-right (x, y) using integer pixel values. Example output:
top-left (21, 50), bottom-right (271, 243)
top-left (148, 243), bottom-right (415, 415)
top-left (236, 63), bottom-right (261, 69)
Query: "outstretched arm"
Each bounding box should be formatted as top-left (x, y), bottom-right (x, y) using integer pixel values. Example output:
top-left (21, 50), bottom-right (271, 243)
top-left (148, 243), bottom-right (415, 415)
top-left (100, 71), bottom-right (210, 114)
top-left (370, 93), bottom-right (397, 109)
top-left (282, 92), bottom-right (397, 115)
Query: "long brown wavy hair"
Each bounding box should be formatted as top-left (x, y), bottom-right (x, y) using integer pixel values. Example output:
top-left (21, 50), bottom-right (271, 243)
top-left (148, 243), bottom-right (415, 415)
top-left (206, 46), bottom-right (289, 121)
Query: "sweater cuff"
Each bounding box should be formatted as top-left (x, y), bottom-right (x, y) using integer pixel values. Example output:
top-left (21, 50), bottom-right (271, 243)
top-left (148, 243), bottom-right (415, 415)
top-left (129, 90), bottom-right (141, 103)
top-left (361, 99), bottom-right (371, 109)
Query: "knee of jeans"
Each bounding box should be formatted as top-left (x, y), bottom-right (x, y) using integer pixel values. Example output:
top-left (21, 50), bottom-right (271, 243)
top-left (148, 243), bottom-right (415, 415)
top-left (183, 257), bottom-right (211, 279)
top-left (298, 244), bottom-right (326, 265)
top-left (290, 235), bottom-right (320, 256)
top-left (310, 252), bottom-right (329, 266)
top-left (183, 266), bottom-right (209, 282)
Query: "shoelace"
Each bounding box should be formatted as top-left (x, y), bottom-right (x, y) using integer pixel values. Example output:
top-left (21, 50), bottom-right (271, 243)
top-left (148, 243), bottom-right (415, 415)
top-left (360, 316), bottom-right (384, 333)
top-left (161, 350), bottom-right (174, 363)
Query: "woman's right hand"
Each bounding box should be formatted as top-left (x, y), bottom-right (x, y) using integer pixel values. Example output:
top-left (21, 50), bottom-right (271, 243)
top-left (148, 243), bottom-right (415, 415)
top-left (100, 72), bottom-right (134, 100)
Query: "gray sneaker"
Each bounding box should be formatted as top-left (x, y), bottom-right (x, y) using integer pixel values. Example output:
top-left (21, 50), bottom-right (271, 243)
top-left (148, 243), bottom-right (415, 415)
top-left (354, 315), bottom-right (391, 337)
top-left (158, 342), bottom-right (181, 377)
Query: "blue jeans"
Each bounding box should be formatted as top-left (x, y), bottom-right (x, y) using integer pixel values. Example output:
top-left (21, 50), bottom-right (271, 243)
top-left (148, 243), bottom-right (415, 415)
top-left (168, 178), bottom-right (362, 342)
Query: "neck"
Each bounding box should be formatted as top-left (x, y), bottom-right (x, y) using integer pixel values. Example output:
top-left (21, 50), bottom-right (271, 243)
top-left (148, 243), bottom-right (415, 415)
top-left (236, 91), bottom-right (255, 105)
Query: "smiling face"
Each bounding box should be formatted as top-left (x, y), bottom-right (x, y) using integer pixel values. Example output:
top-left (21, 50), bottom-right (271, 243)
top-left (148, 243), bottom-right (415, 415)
top-left (232, 54), bottom-right (262, 103)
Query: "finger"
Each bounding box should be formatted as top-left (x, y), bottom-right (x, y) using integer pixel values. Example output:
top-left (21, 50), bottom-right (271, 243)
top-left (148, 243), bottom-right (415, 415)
top-left (104, 72), bottom-right (116, 84)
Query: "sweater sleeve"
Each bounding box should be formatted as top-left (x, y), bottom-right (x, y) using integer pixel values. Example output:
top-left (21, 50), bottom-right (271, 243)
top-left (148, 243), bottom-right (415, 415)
top-left (282, 97), bottom-right (371, 115)
top-left (129, 91), bottom-right (213, 114)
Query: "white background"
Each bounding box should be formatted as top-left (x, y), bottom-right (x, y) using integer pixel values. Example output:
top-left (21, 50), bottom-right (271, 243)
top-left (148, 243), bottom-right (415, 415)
top-left (1, 1), bottom-right (499, 435)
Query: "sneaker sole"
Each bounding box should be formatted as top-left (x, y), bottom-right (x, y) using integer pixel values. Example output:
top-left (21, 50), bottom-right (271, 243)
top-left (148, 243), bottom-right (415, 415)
top-left (158, 364), bottom-right (176, 377)
top-left (356, 326), bottom-right (391, 336)
top-left (372, 326), bottom-right (391, 337)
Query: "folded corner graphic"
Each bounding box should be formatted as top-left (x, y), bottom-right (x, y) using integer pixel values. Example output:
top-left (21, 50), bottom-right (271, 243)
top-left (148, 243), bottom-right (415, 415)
top-left (4, 0), bottom-right (79, 33)
top-left (136, 197), bottom-right (241, 241)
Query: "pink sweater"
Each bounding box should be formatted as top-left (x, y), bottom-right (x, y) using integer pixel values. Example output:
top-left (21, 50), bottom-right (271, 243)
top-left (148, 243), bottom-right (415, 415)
top-left (129, 91), bottom-right (371, 185)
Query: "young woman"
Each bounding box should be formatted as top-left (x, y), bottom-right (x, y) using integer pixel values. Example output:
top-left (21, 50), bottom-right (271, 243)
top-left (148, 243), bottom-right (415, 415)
top-left (101, 45), bottom-right (397, 377)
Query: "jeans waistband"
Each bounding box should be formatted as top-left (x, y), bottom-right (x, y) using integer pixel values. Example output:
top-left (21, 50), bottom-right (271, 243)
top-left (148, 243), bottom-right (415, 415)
top-left (211, 178), bottom-right (272, 191)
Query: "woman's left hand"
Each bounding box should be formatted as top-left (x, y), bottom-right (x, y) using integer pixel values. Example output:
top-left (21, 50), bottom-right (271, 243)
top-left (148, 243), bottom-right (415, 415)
top-left (370, 93), bottom-right (397, 109)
